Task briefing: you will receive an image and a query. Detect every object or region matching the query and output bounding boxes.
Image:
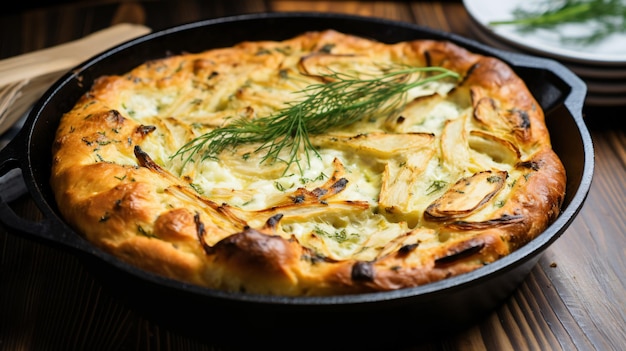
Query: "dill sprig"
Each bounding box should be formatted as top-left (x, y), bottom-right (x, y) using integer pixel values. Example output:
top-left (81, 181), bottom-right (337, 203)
top-left (489, 0), bottom-right (626, 45)
top-left (172, 65), bottom-right (459, 174)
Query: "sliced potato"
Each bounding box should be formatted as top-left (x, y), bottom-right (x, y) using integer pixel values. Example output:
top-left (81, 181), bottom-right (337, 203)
top-left (424, 170), bottom-right (507, 221)
top-left (312, 132), bottom-right (434, 159)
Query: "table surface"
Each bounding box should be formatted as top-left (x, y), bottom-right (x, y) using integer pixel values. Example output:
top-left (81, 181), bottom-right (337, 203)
top-left (1, 1), bottom-right (624, 350)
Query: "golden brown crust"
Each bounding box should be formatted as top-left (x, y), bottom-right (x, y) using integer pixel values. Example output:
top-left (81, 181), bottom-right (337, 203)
top-left (51, 30), bottom-right (566, 296)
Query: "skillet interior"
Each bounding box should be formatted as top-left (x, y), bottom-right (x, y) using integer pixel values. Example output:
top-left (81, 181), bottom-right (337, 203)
top-left (10, 12), bottom-right (591, 347)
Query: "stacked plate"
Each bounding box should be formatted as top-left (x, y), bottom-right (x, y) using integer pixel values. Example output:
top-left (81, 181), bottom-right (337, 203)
top-left (463, 0), bottom-right (626, 107)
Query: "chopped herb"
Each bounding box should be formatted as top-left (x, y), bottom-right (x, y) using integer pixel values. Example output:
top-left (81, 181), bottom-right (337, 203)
top-left (426, 180), bottom-right (448, 195)
top-left (319, 43), bottom-right (335, 53)
top-left (299, 172), bottom-right (328, 185)
top-left (274, 181), bottom-right (293, 192)
top-left (274, 46), bottom-right (292, 55)
top-left (122, 102), bottom-right (138, 117)
top-left (189, 183), bottom-right (204, 194)
top-left (313, 226), bottom-right (359, 243)
top-left (82, 101), bottom-right (96, 110)
top-left (487, 175), bottom-right (502, 183)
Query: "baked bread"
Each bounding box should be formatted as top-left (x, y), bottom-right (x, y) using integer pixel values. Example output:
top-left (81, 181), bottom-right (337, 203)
top-left (51, 30), bottom-right (566, 296)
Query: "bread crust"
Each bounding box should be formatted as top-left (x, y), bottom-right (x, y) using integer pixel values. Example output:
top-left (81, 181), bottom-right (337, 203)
top-left (51, 30), bottom-right (566, 296)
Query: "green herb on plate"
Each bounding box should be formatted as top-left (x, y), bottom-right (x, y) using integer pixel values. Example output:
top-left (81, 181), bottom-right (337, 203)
top-left (489, 0), bottom-right (626, 45)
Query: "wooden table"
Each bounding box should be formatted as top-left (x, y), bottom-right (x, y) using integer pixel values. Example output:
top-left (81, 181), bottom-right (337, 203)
top-left (1, 1), bottom-right (624, 350)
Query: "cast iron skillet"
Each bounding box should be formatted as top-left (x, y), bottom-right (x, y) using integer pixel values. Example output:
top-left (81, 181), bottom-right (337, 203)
top-left (0, 13), bottom-right (593, 348)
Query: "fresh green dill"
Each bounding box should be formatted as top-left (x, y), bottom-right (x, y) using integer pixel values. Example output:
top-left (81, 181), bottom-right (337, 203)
top-left (489, 0), bottom-right (626, 45)
top-left (426, 180), bottom-right (448, 195)
top-left (172, 66), bottom-right (459, 175)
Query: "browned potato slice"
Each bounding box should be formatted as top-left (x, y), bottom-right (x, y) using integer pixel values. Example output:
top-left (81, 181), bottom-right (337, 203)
top-left (440, 115), bottom-right (470, 174)
top-left (471, 87), bottom-right (531, 142)
top-left (424, 170), bottom-right (507, 221)
top-left (378, 149), bottom-right (436, 227)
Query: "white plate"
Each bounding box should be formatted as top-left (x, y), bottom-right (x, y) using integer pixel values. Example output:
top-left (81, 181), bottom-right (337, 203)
top-left (467, 19), bottom-right (626, 107)
top-left (467, 18), bottom-right (626, 80)
top-left (463, 0), bottom-right (626, 65)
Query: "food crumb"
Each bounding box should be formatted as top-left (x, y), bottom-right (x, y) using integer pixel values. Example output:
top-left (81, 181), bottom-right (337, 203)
top-left (549, 262), bottom-right (557, 268)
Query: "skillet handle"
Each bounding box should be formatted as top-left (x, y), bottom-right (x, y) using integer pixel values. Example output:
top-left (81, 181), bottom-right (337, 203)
top-left (0, 137), bottom-right (79, 251)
